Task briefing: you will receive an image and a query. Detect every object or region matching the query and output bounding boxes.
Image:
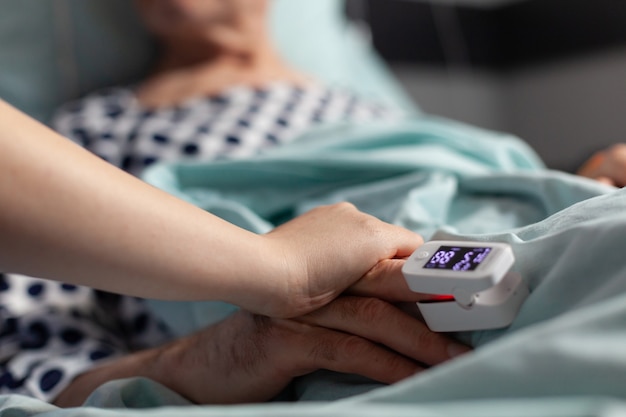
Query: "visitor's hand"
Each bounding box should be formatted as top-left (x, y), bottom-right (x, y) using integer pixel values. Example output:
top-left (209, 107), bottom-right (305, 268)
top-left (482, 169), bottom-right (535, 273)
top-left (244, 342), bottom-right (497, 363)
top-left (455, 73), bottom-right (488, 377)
top-left (577, 144), bottom-right (626, 187)
top-left (250, 203), bottom-right (424, 318)
top-left (151, 296), bottom-right (470, 404)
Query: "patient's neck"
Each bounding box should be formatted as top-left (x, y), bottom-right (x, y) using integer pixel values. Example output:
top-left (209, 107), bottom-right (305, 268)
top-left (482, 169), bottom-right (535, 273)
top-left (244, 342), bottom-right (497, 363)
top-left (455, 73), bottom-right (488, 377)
top-left (136, 39), bottom-right (311, 109)
top-left (153, 39), bottom-right (224, 73)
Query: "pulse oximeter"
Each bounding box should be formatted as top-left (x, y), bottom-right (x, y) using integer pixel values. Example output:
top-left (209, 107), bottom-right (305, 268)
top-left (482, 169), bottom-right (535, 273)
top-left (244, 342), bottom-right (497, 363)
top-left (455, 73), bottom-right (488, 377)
top-left (402, 240), bottom-right (528, 332)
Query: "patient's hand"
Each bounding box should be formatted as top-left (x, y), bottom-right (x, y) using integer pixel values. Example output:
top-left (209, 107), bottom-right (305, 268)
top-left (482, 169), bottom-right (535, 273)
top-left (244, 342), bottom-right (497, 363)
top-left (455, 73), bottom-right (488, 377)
top-left (54, 296), bottom-right (469, 406)
top-left (153, 297), bottom-right (469, 404)
top-left (577, 144), bottom-right (626, 187)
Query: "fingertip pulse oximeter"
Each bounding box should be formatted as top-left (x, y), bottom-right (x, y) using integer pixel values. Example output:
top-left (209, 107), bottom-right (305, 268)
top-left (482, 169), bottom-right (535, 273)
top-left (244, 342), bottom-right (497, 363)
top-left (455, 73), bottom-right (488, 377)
top-left (402, 240), bottom-right (528, 332)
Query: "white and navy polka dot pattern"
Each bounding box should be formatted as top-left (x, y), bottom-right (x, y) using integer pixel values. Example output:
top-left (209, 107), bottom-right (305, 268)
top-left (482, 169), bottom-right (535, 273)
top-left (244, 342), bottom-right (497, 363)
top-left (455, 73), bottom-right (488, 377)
top-left (0, 274), bottom-right (170, 401)
top-left (51, 83), bottom-right (400, 176)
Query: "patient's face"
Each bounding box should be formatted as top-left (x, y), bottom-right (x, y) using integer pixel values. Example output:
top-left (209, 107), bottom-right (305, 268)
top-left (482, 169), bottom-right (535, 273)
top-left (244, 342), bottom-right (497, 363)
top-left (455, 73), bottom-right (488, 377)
top-left (135, 0), bottom-right (269, 44)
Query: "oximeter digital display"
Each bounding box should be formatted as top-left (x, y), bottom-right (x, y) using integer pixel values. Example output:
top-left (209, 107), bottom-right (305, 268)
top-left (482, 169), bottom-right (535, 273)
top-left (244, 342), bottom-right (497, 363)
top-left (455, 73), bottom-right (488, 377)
top-left (402, 240), bottom-right (529, 332)
top-left (423, 246), bottom-right (492, 271)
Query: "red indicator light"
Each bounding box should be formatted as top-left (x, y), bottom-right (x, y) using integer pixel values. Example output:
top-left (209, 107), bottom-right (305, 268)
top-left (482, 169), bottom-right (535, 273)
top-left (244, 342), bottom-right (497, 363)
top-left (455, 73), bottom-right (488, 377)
top-left (420, 295), bottom-right (455, 304)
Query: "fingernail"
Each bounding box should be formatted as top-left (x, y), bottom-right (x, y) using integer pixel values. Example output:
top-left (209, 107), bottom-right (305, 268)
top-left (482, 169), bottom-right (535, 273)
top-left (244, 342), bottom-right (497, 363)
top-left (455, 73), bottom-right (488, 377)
top-left (447, 343), bottom-right (470, 358)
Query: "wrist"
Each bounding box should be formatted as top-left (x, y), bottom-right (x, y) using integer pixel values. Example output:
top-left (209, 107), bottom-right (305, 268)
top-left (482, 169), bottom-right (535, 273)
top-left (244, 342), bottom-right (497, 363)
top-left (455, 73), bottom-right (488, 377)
top-left (219, 233), bottom-right (298, 317)
top-left (53, 348), bottom-right (164, 407)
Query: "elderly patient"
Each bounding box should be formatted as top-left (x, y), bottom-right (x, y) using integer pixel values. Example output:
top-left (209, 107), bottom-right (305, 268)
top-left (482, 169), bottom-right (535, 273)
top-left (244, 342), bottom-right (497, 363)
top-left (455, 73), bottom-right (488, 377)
top-left (52, 0), bottom-right (400, 176)
top-left (0, 0), bottom-right (470, 408)
top-left (49, 0), bottom-right (626, 186)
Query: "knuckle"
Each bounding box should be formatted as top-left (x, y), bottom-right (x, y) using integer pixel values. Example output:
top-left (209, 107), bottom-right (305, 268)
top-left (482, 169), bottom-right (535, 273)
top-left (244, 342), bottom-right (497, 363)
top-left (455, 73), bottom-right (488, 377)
top-left (335, 201), bottom-right (356, 210)
top-left (319, 201), bottom-right (356, 213)
top-left (411, 327), bottom-right (439, 355)
top-left (310, 336), bottom-right (341, 362)
top-left (353, 213), bottom-right (383, 237)
top-left (363, 214), bottom-right (381, 229)
top-left (311, 202), bottom-right (357, 217)
top-left (336, 337), bottom-right (418, 382)
top-left (336, 334), bottom-right (373, 358)
top-left (311, 334), bottom-right (373, 364)
top-left (381, 354), bottom-right (417, 379)
top-left (351, 297), bottom-right (392, 322)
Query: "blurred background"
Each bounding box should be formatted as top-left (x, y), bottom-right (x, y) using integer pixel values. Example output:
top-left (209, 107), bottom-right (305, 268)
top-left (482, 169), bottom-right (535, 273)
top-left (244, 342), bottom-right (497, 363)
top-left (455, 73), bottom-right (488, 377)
top-left (1, 0), bottom-right (624, 173)
top-left (347, 0), bottom-right (626, 172)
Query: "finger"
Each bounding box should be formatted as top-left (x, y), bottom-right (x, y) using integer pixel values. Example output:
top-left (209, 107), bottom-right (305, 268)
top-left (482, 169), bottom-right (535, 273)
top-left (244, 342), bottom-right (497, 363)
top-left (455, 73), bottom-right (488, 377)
top-left (347, 259), bottom-right (429, 303)
top-left (298, 297), bottom-right (471, 367)
top-left (297, 326), bottom-right (424, 384)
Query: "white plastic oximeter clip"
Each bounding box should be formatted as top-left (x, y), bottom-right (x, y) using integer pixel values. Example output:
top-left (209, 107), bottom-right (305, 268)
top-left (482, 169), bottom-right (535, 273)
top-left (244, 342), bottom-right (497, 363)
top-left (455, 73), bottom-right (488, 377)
top-left (402, 240), bottom-right (528, 332)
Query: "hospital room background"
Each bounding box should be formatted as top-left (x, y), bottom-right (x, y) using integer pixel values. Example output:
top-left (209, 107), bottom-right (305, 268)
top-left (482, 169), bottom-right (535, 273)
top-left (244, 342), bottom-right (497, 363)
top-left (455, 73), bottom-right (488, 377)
top-left (348, 0), bottom-right (626, 172)
top-left (3, 0), bottom-right (626, 173)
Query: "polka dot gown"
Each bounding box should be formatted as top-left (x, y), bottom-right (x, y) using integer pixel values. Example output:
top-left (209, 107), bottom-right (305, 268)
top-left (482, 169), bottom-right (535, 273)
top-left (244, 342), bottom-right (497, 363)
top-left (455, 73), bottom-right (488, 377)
top-left (0, 83), bottom-right (398, 402)
top-left (0, 274), bottom-right (171, 401)
top-left (51, 82), bottom-right (401, 176)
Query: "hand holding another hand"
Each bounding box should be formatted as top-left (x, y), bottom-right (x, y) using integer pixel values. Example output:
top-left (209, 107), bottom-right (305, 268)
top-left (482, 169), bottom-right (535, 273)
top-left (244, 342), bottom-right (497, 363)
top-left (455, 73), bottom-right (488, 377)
top-left (246, 202), bottom-right (424, 318)
top-left (53, 202), bottom-right (460, 407)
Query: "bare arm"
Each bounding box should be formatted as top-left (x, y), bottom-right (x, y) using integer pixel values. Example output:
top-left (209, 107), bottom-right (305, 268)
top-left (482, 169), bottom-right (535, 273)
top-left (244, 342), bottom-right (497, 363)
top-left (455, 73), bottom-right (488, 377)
top-left (0, 99), bottom-right (277, 305)
top-left (0, 100), bottom-right (423, 317)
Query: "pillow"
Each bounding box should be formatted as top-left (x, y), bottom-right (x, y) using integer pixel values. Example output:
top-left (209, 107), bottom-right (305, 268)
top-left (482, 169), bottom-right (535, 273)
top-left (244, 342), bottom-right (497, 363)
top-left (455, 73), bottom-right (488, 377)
top-left (0, 0), bottom-right (417, 123)
top-left (269, 0), bottom-right (418, 114)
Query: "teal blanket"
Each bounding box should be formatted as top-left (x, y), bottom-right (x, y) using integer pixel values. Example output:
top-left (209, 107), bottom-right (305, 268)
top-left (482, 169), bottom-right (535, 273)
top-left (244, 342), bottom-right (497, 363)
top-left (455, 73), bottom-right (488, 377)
top-left (6, 116), bottom-right (626, 416)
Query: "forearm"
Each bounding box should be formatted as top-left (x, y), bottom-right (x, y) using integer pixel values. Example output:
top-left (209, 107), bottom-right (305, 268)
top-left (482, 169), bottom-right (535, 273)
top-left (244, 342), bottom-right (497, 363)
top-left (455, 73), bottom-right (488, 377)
top-left (0, 100), bottom-right (281, 304)
top-left (53, 320), bottom-right (268, 407)
top-left (53, 318), bottom-right (284, 407)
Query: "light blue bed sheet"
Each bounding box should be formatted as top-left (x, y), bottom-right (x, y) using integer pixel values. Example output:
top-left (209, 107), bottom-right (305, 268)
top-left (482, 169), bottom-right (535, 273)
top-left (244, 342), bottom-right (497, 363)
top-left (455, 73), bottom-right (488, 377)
top-left (4, 116), bottom-right (626, 416)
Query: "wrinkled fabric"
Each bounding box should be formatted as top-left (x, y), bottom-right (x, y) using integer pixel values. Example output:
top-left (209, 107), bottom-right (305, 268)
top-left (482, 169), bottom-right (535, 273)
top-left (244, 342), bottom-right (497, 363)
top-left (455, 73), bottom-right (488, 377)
top-left (3, 116), bottom-right (625, 416)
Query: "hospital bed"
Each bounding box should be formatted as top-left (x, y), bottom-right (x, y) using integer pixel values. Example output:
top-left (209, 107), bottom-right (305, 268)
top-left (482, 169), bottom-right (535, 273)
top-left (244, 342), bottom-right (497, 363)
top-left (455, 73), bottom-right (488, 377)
top-left (1, 1), bottom-right (626, 416)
